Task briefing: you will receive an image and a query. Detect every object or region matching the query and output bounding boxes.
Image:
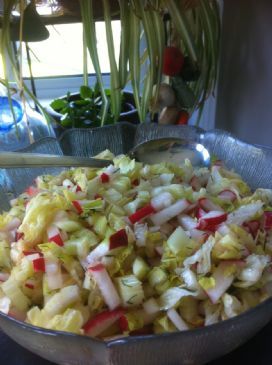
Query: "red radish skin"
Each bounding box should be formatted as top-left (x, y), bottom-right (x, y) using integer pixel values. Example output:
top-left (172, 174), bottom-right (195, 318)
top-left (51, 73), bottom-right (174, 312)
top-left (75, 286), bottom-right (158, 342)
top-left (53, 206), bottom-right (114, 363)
top-left (118, 314), bottom-right (129, 331)
top-left (84, 309), bottom-right (124, 337)
top-left (196, 207), bottom-right (207, 219)
top-left (128, 204), bottom-right (156, 224)
top-left (25, 186), bottom-right (40, 197)
top-left (72, 200), bottom-right (83, 214)
top-left (15, 231), bottom-right (24, 242)
top-left (32, 257), bottom-right (46, 272)
top-left (109, 229), bottom-right (128, 250)
top-left (23, 250), bottom-right (43, 257)
top-left (197, 211), bottom-right (227, 232)
top-left (263, 211), bottom-right (272, 230)
top-left (25, 282), bottom-right (35, 289)
top-left (76, 185), bottom-right (82, 192)
top-left (243, 220), bottom-right (260, 238)
top-left (47, 225), bottom-right (64, 247)
top-left (100, 173), bottom-right (110, 183)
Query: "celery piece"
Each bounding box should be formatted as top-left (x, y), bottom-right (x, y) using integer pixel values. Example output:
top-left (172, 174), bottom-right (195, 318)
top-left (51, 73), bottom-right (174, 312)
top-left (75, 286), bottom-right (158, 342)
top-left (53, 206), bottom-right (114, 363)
top-left (132, 256), bottom-right (150, 280)
top-left (43, 285), bottom-right (80, 318)
top-left (167, 227), bottom-right (196, 255)
top-left (0, 240), bottom-right (11, 269)
top-left (115, 275), bottom-right (144, 307)
top-left (2, 276), bottom-right (30, 312)
top-left (148, 267), bottom-right (168, 288)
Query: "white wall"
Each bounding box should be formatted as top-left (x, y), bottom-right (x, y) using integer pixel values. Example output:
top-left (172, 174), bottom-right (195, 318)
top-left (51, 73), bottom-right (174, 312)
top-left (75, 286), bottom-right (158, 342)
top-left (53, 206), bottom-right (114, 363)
top-left (216, 0), bottom-right (272, 146)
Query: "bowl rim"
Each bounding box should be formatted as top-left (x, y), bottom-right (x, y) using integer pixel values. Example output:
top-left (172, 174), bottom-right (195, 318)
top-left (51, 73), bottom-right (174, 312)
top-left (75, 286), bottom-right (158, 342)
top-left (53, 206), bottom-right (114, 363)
top-left (1, 295), bottom-right (271, 346)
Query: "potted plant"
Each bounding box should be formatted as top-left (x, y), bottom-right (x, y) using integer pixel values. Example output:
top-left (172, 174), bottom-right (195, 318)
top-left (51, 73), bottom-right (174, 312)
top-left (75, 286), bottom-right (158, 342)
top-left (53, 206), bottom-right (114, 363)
top-left (0, 0), bottom-right (221, 132)
top-left (47, 85), bottom-right (140, 136)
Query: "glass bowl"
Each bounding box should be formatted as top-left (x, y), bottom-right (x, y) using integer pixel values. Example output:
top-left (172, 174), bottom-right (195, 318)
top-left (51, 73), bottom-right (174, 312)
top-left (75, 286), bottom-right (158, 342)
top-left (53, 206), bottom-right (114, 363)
top-left (1, 123), bottom-right (272, 365)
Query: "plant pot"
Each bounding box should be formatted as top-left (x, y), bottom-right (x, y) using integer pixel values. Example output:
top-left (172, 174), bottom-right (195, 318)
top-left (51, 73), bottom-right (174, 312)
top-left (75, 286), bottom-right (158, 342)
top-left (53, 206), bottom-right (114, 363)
top-left (46, 90), bottom-right (140, 138)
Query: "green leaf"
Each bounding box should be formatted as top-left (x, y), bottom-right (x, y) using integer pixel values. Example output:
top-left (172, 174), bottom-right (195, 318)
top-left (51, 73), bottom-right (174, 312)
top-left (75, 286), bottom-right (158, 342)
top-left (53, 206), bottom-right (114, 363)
top-left (50, 99), bottom-right (68, 111)
top-left (80, 85), bottom-right (93, 99)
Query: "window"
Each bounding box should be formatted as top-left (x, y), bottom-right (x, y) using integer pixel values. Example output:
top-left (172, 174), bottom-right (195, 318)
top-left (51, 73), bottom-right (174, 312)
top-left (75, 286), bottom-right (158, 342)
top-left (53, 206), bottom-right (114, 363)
top-left (22, 21), bottom-right (121, 78)
top-left (18, 21), bottom-right (121, 103)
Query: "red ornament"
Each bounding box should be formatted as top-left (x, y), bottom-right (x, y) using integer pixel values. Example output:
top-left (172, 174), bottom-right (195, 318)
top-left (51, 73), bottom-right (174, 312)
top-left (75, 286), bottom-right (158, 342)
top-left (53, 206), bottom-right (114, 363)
top-left (177, 110), bottom-right (189, 125)
top-left (162, 47), bottom-right (184, 77)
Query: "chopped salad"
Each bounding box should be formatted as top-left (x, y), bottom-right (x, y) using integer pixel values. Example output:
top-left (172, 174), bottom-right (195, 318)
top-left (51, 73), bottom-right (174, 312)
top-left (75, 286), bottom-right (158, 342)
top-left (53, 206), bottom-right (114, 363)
top-left (0, 150), bottom-right (272, 339)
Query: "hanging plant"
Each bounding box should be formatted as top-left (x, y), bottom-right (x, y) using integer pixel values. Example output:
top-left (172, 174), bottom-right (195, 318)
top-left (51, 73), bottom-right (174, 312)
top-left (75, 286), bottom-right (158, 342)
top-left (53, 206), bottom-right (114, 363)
top-left (0, 0), bottom-right (221, 131)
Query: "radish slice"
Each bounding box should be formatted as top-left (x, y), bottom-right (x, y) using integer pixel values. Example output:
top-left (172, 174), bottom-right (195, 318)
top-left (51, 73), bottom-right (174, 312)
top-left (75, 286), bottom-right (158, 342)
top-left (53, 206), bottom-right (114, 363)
top-left (198, 198), bottom-right (224, 212)
top-left (45, 259), bottom-right (63, 290)
top-left (197, 211), bottom-right (227, 231)
top-left (167, 308), bottom-right (189, 331)
top-left (151, 192), bottom-right (173, 211)
top-left (218, 190), bottom-right (237, 202)
top-left (109, 229), bottom-right (128, 250)
top-left (134, 223), bottom-right (148, 247)
top-left (177, 214), bottom-right (197, 230)
top-left (88, 263), bottom-right (121, 310)
top-left (150, 199), bottom-right (189, 226)
top-left (188, 229), bottom-right (208, 243)
top-left (86, 242), bottom-right (109, 264)
top-left (47, 225), bottom-right (64, 247)
top-left (204, 262), bottom-right (235, 304)
top-left (128, 204), bottom-right (156, 224)
top-left (84, 309), bottom-right (124, 336)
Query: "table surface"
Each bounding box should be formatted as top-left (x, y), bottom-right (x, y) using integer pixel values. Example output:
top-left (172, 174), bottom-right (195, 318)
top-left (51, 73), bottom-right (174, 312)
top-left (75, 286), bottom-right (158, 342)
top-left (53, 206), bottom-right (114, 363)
top-left (1, 320), bottom-right (271, 365)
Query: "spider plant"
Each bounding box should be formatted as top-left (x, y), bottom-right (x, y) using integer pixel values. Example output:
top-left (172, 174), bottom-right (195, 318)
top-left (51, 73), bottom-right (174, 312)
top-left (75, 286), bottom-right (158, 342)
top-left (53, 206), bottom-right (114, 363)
top-left (0, 0), bottom-right (221, 129)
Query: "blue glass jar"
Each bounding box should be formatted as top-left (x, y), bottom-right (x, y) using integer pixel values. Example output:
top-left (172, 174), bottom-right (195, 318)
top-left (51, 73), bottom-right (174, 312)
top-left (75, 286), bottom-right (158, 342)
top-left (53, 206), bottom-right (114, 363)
top-left (0, 97), bottom-right (24, 131)
top-left (0, 96), bottom-right (55, 151)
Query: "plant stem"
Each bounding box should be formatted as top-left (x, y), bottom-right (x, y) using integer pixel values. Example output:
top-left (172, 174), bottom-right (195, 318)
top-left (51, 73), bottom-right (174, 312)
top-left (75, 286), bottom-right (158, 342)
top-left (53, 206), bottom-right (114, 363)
top-left (79, 0), bottom-right (109, 126)
top-left (103, 0), bottom-right (121, 122)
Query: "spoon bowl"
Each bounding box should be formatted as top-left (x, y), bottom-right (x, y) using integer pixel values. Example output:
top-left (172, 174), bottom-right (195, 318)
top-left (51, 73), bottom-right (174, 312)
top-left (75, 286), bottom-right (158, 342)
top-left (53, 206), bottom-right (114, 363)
top-left (131, 137), bottom-right (210, 167)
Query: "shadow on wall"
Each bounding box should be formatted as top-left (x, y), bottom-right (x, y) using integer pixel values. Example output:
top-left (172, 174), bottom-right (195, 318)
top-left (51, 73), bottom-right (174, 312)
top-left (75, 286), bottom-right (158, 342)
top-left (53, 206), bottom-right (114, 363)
top-left (216, 0), bottom-right (272, 146)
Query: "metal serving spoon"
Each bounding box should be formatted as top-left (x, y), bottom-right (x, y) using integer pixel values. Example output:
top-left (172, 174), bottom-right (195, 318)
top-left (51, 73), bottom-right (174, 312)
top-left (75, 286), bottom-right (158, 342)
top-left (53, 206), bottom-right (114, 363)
top-left (0, 138), bottom-right (210, 169)
top-left (130, 137), bottom-right (210, 168)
